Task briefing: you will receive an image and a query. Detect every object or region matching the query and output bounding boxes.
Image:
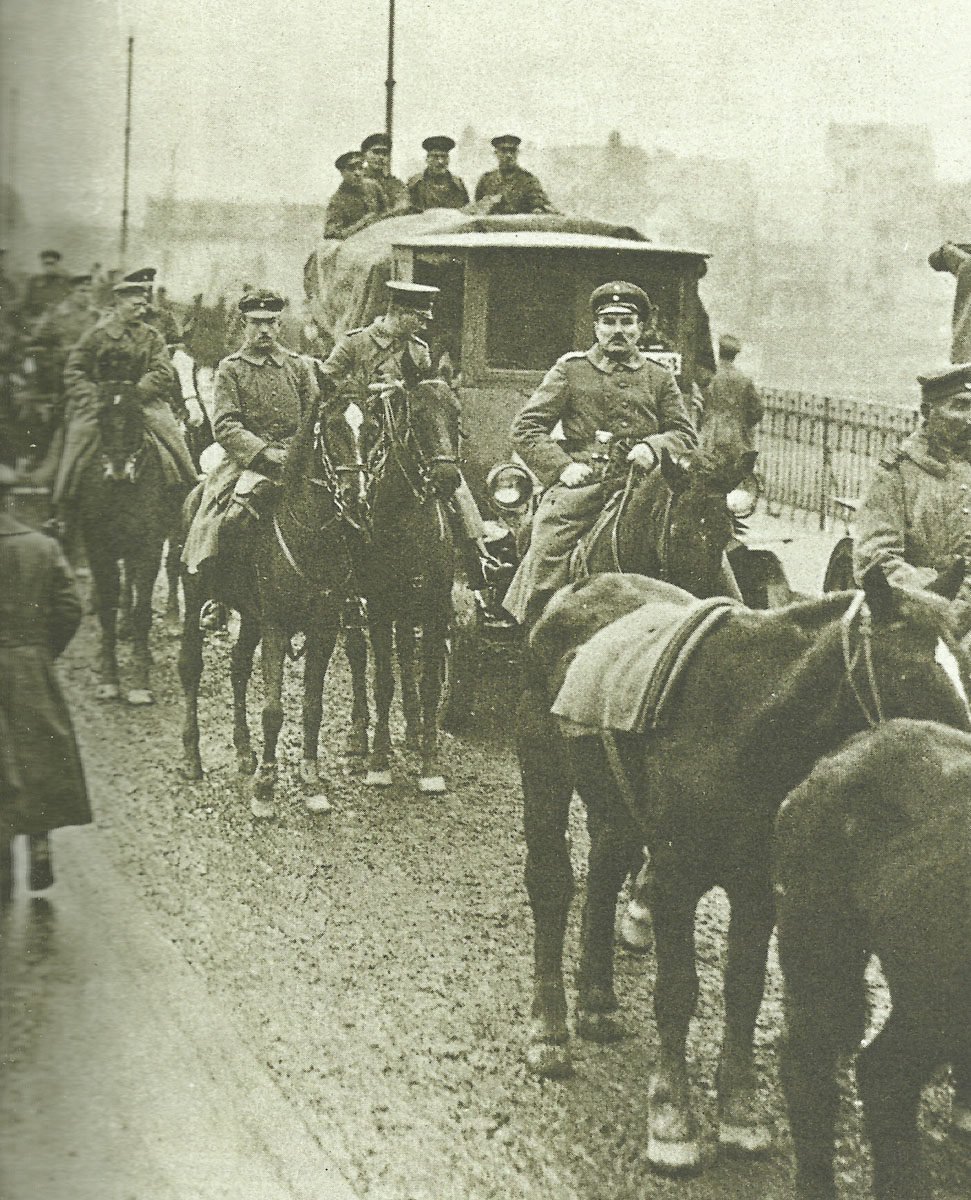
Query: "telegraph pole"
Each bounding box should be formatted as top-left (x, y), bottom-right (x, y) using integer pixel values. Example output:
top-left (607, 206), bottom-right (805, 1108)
top-left (384, 0), bottom-right (396, 149)
top-left (4, 87), bottom-right (19, 238)
top-left (120, 35), bottom-right (134, 266)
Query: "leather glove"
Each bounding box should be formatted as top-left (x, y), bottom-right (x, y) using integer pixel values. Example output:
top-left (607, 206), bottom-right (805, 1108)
top-left (259, 447), bottom-right (287, 475)
top-left (559, 461), bottom-right (595, 488)
top-left (627, 442), bottom-right (659, 471)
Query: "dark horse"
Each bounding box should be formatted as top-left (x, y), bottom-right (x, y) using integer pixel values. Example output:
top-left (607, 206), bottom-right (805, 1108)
top-left (518, 562), bottom-right (971, 1175)
top-left (78, 388), bottom-right (184, 705)
top-left (775, 718), bottom-right (971, 1200)
top-left (353, 375), bottom-right (462, 793)
top-left (179, 396), bottom-right (365, 817)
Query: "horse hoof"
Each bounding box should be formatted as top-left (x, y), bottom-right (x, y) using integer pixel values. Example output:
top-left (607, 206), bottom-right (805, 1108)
top-left (183, 761), bottom-right (204, 782)
top-left (364, 769), bottom-right (393, 788)
top-left (576, 1010), bottom-right (628, 1044)
top-left (237, 751), bottom-right (257, 776)
top-left (95, 684), bottom-right (120, 702)
top-left (250, 794), bottom-right (275, 819)
top-left (304, 793), bottom-right (332, 814)
top-left (718, 1120), bottom-right (773, 1156)
top-left (618, 899), bottom-right (654, 954)
top-left (525, 1039), bottom-right (573, 1079)
top-left (126, 689), bottom-right (154, 707)
top-left (417, 774), bottom-right (446, 795)
top-left (647, 1075), bottom-right (700, 1174)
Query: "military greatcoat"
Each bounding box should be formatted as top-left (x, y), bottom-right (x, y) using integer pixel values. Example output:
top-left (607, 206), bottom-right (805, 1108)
top-left (407, 170), bottom-right (470, 212)
top-left (702, 361), bottom-right (764, 449)
top-left (0, 514), bottom-right (90, 835)
top-left (473, 165), bottom-right (554, 214)
top-left (324, 179), bottom-right (387, 240)
top-left (503, 345), bottom-right (698, 622)
top-left (317, 316), bottom-right (431, 411)
top-left (853, 428), bottom-right (971, 605)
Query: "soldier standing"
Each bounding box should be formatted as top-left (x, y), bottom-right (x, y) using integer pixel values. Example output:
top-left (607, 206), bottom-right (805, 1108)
top-left (361, 132), bottom-right (409, 215)
top-left (701, 334), bottom-right (764, 450)
top-left (474, 135), bottom-right (556, 215)
top-left (324, 151), bottom-right (387, 240)
top-left (929, 241), bottom-right (971, 364)
top-left (21, 249), bottom-right (72, 329)
top-left (32, 272), bottom-right (102, 390)
top-left (407, 136), bottom-right (470, 212)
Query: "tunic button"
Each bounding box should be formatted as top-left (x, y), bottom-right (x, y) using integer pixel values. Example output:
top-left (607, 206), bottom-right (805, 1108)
top-left (962, 484), bottom-right (969, 491)
top-left (963, 508), bottom-right (970, 516)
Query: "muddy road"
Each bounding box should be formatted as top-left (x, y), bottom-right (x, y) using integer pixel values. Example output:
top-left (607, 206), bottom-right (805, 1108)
top-left (11, 603), bottom-right (971, 1199)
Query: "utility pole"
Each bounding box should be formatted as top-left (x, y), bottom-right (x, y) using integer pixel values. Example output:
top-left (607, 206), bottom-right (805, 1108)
top-left (120, 35), bottom-right (134, 266)
top-left (3, 87), bottom-right (19, 239)
top-left (384, 0), bottom-right (395, 150)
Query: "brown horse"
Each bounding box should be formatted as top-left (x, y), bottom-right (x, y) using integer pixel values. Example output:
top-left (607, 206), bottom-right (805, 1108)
top-left (518, 562), bottom-right (971, 1176)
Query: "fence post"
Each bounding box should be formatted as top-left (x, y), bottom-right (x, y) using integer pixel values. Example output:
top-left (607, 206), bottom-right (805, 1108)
top-left (819, 394), bottom-right (831, 531)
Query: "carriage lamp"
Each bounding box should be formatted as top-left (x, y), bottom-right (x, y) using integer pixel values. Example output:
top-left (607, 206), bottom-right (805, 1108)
top-left (486, 463), bottom-right (534, 512)
top-left (726, 473), bottom-right (762, 520)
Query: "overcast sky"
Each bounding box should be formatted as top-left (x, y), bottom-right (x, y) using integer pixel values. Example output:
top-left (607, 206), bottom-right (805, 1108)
top-left (4, 0), bottom-right (971, 224)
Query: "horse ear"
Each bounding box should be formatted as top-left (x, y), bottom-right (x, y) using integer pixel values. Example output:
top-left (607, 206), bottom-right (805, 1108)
top-left (860, 563), bottom-right (897, 622)
top-left (928, 555), bottom-right (966, 601)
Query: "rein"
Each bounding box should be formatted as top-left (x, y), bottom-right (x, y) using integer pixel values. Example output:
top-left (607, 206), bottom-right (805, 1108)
top-left (375, 386), bottom-right (457, 506)
top-left (575, 465), bottom-right (672, 581)
top-left (840, 591), bottom-right (886, 728)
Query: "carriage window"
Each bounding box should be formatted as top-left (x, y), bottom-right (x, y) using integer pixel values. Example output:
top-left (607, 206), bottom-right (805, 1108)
top-left (484, 253), bottom-right (576, 371)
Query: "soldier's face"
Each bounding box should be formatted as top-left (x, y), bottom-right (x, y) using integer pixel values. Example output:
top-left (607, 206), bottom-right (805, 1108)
top-left (244, 315), bottom-right (281, 350)
top-left (74, 282), bottom-right (94, 304)
top-left (494, 146), bottom-right (518, 170)
top-left (40, 257), bottom-right (59, 275)
top-left (926, 390), bottom-right (971, 456)
top-left (342, 162), bottom-right (366, 191)
top-left (390, 308), bottom-right (427, 339)
top-left (116, 291), bottom-right (148, 321)
top-left (365, 147), bottom-right (390, 176)
top-left (594, 312), bottom-right (644, 358)
top-left (426, 151), bottom-right (449, 176)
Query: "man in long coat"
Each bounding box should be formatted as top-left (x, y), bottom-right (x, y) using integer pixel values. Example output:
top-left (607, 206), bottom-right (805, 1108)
top-left (324, 151), bottom-right (387, 240)
top-left (407, 136), bottom-right (470, 212)
top-left (702, 334), bottom-right (764, 450)
top-left (503, 281), bottom-right (698, 624)
top-left (182, 289), bottom-right (318, 574)
top-left (0, 462), bottom-right (90, 903)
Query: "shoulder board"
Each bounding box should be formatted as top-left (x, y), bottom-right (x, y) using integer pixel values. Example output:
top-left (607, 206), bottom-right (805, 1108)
top-left (343, 326), bottom-right (366, 336)
top-left (559, 351), bottom-right (588, 362)
top-left (284, 349), bottom-right (302, 359)
top-left (410, 335), bottom-right (429, 349)
top-left (878, 448), bottom-right (906, 469)
top-left (223, 351), bottom-right (243, 362)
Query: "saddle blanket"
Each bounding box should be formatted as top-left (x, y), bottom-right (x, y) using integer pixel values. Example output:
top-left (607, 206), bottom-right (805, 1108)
top-left (551, 588), bottom-right (739, 736)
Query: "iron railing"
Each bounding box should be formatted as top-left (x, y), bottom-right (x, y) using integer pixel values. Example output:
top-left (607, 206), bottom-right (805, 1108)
top-left (756, 389), bottom-right (918, 528)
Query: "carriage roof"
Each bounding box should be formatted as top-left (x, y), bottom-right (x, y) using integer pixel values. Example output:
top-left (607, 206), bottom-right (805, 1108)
top-left (392, 231), bottom-right (710, 259)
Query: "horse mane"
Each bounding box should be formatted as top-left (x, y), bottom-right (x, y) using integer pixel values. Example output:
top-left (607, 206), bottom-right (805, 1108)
top-left (279, 388), bottom-right (325, 491)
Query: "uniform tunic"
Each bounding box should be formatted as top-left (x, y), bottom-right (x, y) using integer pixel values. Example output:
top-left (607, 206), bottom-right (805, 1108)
top-left (318, 316), bottom-right (431, 411)
top-left (473, 165), bottom-right (554, 214)
top-left (53, 312), bottom-right (195, 508)
top-left (365, 170), bottom-right (409, 215)
top-left (182, 345), bottom-right (318, 573)
top-left (407, 170), bottom-right (470, 212)
top-left (702, 361), bottom-right (764, 449)
top-left (853, 428), bottom-right (971, 605)
top-left (33, 297), bottom-right (102, 386)
top-left (324, 179), bottom-right (387, 240)
top-left (0, 514), bottom-right (90, 835)
top-left (21, 271), bottom-right (72, 325)
top-left (503, 345), bottom-right (698, 622)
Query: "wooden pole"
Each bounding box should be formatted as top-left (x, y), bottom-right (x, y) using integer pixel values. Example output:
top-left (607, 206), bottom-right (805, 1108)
top-left (384, 0), bottom-right (395, 152)
top-left (120, 35), bottom-right (134, 266)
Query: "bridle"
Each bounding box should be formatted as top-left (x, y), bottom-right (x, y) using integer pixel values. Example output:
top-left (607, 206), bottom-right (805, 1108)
top-left (574, 463), bottom-right (675, 581)
top-left (839, 590), bottom-right (886, 727)
top-left (99, 388), bottom-right (146, 483)
top-left (370, 384), bottom-right (458, 506)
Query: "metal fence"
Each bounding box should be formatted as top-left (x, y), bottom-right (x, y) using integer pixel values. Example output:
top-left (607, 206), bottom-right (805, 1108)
top-left (756, 389), bottom-right (919, 528)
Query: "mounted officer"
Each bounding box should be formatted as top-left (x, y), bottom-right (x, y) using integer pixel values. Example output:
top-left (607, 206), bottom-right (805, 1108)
top-left (48, 270), bottom-right (197, 538)
top-left (407, 136), bottom-right (470, 212)
top-left (32, 272), bottom-right (102, 398)
top-left (324, 151), bottom-right (387, 240)
top-left (503, 281), bottom-right (699, 625)
top-left (182, 288), bottom-right (318, 574)
top-left (474, 134), bottom-right (556, 215)
top-left (318, 279), bottom-right (498, 589)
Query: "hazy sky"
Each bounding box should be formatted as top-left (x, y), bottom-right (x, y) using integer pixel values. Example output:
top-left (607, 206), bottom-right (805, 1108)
top-left (4, 0), bottom-right (971, 224)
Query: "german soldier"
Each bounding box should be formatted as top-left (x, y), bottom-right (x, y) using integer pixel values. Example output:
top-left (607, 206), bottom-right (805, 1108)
top-left (929, 241), bottom-right (971, 364)
top-left (182, 289), bottom-right (318, 574)
top-left (324, 151), bottom-right (387, 240)
top-left (701, 334), bottom-right (764, 450)
top-left (21, 249), bottom-right (72, 329)
top-left (32, 273), bottom-right (101, 397)
top-left (503, 281), bottom-right (698, 625)
top-left (474, 135), bottom-right (555, 216)
top-left (407, 136), bottom-right (470, 212)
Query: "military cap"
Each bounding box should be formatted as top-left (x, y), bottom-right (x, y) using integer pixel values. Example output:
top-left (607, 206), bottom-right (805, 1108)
top-left (114, 266), bottom-right (157, 293)
top-left (589, 281), bottom-right (651, 319)
top-left (335, 150), bottom-right (364, 172)
top-left (238, 287), bottom-right (286, 318)
top-left (361, 132), bottom-right (391, 152)
top-left (719, 334), bottom-right (742, 357)
top-left (917, 363), bottom-right (971, 404)
top-left (422, 135), bottom-right (456, 153)
top-left (40, 248), bottom-right (62, 262)
top-left (70, 272), bottom-right (93, 286)
top-left (386, 280), bottom-right (440, 316)
top-left (0, 462), bottom-right (19, 490)
top-left (491, 134), bottom-right (521, 149)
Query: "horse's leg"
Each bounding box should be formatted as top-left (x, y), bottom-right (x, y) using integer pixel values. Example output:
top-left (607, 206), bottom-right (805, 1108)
top-left (252, 623), bottom-right (287, 818)
top-left (619, 855), bottom-right (655, 954)
top-left (417, 614), bottom-right (448, 793)
top-left (178, 571), bottom-right (206, 779)
top-left (164, 533), bottom-right (182, 622)
top-left (117, 560), bottom-right (134, 641)
top-left (0, 823), bottom-right (12, 906)
top-left (646, 868), bottom-right (705, 1172)
top-left (716, 882), bottom-right (778, 1155)
top-left (857, 1015), bottom-right (938, 1200)
top-left (86, 536), bottom-right (121, 701)
top-left (27, 831), bottom-right (53, 891)
top-left (125, 547), bottom-right (161, 706)
top-left (396, 621), bottom-right (421, 752)
top-left (300, 612), bottom-right (341, 812)
top-left (365, 612), bottom-right (395, 788)
top-left (342, 601), bottom-right (369, 758)
top-left (231, 612), bottom-right (261, 776)
top-left (520, 696), bottom-right (575, 1078)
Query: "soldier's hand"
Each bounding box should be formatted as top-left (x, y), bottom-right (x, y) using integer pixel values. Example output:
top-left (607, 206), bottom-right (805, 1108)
top-left (260, 447), bottom-right (287, 474)
top-left (184, 396), bottom-right (205, 428)
top-left (627, 442), bottom-right (658, 472)
top-left (560, 461), bottom-right (595, 488)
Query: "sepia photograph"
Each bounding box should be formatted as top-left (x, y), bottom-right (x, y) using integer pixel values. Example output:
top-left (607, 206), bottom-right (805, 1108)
top-left (2, 1), bottom-right (971, 1196)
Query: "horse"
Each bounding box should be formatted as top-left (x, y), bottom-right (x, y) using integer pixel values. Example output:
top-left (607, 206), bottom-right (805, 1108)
top-left (774, 718), bottom-right (971, 1200)
top-left (352, 373), bottom-right (462, 793)
top-left (77, 387), bottom-right (184, 705)
top-left (178, 394), bottom-right (367, 817)
top-left (517, 560), bottom-right (971, 1176)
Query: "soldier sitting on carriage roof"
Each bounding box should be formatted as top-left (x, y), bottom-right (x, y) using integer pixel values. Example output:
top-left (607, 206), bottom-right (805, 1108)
top-left (47, 270), bottom-right (197, 540)
top-left (360, 132), bottom-right (410, 216)
top-left (407, 136), bottom-right (470, 212)
top-left (324, 151), bottom-right (387, 241)
top-left (318, 279), bottom-right (500, 590)
top-left (502, 281), bottom-right (702, 626)
top-left (182, 289), bottom-right (318, 575)
top-left (474, 135), bottom-right (556, 216)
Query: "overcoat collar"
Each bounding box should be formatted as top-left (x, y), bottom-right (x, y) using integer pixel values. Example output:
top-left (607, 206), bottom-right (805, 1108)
top-left (586, 344), bottom-right (646, 374)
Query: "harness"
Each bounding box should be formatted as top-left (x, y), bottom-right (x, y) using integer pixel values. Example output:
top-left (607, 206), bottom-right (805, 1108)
top-left (572, 465), bottom-right (675, 581)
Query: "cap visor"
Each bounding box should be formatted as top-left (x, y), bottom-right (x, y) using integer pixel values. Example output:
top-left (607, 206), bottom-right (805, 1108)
top-left (596, 304), bottom-right (639, 316)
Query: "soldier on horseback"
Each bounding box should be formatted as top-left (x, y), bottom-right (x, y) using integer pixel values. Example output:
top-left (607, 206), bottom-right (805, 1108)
top-left (502, 281), bottom-right (700, 625)
top-left (182, 288), bottom-right (318, 575)
top-left (47, 270), bottom-right (198, 539)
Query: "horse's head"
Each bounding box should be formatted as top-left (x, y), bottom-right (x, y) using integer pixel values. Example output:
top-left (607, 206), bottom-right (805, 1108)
top-left (366, 371), bottom-right (462, 503)
top-left (286, 389), bottom-right (372, 535)
top-left (97, 384), bottom-right (146, 483)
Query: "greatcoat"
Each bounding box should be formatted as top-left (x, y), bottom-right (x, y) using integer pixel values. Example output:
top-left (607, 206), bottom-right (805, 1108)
top-left (473, 165), bottom-right (554, 214)
top-left (0, 513), bottom-right (90, 835)
top-left (407, 170), bottom-right (470, 212)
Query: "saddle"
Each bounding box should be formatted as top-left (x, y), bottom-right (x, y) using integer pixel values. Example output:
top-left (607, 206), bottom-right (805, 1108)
top-left (551, 580), bottom-right (739, 736)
